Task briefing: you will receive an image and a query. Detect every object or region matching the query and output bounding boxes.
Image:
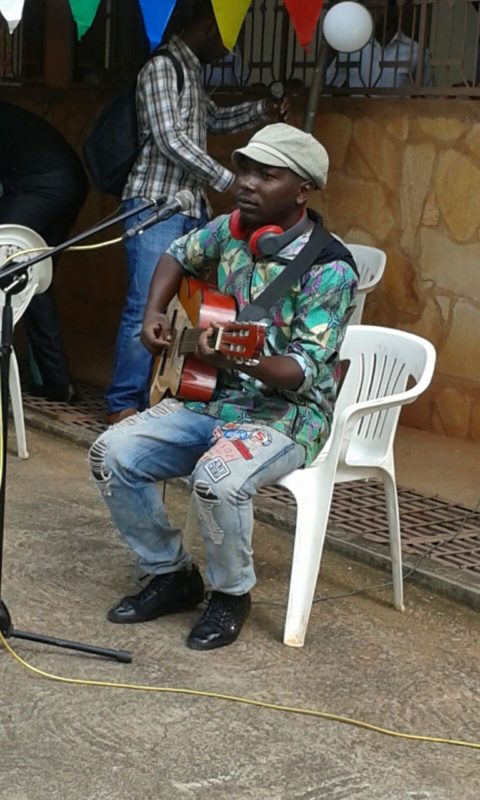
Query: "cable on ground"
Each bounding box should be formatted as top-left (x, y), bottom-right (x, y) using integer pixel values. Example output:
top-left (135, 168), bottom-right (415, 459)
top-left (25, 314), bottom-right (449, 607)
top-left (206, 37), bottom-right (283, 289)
top-left (1, 632), bottom-right (479, 751)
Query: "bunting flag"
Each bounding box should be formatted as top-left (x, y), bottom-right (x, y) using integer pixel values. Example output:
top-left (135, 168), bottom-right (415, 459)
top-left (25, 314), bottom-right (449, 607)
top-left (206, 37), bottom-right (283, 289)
top-left (68, 0), bottom-right (102, 39)
top-left (1, 0), bottom-right (323, 51)
top-left (283, 0), bottom-right (324, 49)
top-left (211, 0), bottom-right (252, 52)
top-left (138, 0), bottom-right (177, 51)
top-left (0, 0), bottom-right (25, 33)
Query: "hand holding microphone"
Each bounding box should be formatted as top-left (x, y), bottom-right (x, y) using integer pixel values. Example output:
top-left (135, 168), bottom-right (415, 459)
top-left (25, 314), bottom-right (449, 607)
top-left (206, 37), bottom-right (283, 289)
top-left (124, 190), bottom-right (195, 239)
top-left (265, 81), bottom-right (290, 122)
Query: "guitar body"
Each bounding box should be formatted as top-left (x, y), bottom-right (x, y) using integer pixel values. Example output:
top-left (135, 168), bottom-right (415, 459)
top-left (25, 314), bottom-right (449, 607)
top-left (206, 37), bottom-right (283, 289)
top-left (150, 277), bottom-right (238, 405)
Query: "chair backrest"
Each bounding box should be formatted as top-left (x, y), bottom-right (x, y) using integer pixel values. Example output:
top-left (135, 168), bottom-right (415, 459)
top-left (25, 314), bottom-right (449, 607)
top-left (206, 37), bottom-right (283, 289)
top-left (0, 225), bottom-right (53, 324)
top-left (346, 244), bottom-right (386, 324)
top-left (335, 325), bottom-right (436, 462)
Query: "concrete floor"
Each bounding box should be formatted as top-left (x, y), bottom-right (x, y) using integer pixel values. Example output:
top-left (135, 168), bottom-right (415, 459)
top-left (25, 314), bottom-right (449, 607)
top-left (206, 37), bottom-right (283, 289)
top-left (0, 427), bottom-right (479, 800)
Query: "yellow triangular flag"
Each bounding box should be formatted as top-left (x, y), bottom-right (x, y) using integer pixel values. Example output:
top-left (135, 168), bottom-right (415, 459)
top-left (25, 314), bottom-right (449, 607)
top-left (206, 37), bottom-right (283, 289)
top-left (211, 0), bottom-right (252, 51)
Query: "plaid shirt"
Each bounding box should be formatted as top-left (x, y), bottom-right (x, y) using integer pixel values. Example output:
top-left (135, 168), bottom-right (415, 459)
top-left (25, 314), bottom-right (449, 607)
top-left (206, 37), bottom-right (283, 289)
top-left (167, 215), bottom-right (358, 464)
top-left (122, 35), bottom-right (267, 218)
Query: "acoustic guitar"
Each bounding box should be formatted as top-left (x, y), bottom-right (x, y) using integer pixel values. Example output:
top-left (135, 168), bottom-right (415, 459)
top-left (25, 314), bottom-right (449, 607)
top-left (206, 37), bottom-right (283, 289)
top-left (149, 276), bottom-right (265, 405)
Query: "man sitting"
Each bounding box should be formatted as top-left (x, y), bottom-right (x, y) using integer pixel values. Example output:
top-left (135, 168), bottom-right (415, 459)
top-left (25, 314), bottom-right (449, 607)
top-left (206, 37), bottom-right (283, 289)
top-left (89, 123), bottom-right (358, 651)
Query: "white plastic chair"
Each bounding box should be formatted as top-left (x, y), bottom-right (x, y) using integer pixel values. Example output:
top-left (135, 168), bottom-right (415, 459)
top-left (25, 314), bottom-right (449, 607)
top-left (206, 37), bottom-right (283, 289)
top-left (346, 244), bottom-right (386, 324)
top-left (0, 225), bottom-right (53, 458)
top-left (278, 325), bottom-right (436, 647)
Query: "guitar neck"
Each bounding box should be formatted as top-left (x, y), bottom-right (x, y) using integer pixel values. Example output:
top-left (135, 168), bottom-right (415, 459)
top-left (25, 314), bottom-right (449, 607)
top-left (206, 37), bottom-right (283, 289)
top-left (175, 321), bottom-right (265, 363)
top-left (177, 327), bottom-right (208, 356)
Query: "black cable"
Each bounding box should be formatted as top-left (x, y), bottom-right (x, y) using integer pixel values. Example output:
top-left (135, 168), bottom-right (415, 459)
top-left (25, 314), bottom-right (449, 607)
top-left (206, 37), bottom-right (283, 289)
top-left (254, 494), bottom-right (480, 609)
top-left (162, 479), bottom-right (480, 609)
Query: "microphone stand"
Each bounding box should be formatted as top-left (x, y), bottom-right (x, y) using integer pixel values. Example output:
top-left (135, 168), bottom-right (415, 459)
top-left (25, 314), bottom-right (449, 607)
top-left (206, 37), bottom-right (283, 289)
top-left (0, 195), bottom-right (164, 283)
top-left (0, 196), bottom-right (164, 664)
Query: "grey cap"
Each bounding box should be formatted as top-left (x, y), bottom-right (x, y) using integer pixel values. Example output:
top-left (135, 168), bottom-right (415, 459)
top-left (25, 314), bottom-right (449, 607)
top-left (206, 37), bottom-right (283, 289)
top-left (232, 123), bottom-right (329, 189)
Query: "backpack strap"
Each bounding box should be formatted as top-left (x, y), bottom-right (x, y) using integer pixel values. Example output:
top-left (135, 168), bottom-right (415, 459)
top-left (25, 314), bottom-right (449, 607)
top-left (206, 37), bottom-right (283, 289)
top-left (135, 48), bottom-right (185, 158)
top-left (237, 223), bottom-right (333, 322)
top-left (237, 215), bottom-right (357, 323)
top-left (150, 47), bottom-right (184, 94)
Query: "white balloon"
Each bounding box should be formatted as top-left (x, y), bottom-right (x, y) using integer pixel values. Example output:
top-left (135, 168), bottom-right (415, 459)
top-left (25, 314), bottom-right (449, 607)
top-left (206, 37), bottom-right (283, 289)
top-left (323, 2), bottom-right (374, 53)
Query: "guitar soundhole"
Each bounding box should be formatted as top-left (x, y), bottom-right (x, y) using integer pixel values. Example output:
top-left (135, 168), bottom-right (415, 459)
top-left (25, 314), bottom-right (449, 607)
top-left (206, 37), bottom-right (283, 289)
top-left (170, 308), bottom-right (178, 334)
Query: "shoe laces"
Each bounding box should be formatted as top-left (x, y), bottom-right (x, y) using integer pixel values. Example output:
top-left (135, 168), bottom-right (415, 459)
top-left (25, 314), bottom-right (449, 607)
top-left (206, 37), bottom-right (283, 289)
top-left (137, 572), bottom-right (176, 600)
top-left (202, 591), bottom-right (243, 629)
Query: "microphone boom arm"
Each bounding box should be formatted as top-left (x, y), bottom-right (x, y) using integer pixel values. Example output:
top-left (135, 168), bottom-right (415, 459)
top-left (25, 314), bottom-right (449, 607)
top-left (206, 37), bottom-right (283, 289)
top-left (0, 194), bottom-right (166, 286)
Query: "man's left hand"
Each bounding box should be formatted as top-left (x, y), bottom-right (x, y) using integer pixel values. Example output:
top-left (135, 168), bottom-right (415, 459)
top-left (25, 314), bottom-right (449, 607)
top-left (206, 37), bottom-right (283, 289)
top-left (264, 96), bottom-right (290, 122)
top-left (196, 325), bottom-right (237, 371)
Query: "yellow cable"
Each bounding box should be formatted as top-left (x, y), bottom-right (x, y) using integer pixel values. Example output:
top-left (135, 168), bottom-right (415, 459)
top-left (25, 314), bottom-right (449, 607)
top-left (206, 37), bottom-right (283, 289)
top-left (0, 238), bottom-right (123, 269)
top-left (68, 238), bottom-right (123, 250)
top-left (0, 378), bottom-right (2, 488)
top-left (1, 632), bottom-right (479, 750)
top-left (0, 245), bottom-right (50, 266)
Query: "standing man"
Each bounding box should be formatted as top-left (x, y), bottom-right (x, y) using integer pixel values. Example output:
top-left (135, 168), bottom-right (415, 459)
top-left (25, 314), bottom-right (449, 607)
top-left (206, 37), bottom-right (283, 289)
top-left (90, 123), bottom-right (358, 651)
top-left (0, 101), bottom-right (88, 402)
top-left (105, 0), bottom-right (287, 425)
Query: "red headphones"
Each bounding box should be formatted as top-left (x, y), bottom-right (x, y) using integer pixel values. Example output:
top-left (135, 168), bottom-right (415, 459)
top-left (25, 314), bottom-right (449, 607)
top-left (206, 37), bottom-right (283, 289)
top-left (229, 209), bottom-right (309, 258)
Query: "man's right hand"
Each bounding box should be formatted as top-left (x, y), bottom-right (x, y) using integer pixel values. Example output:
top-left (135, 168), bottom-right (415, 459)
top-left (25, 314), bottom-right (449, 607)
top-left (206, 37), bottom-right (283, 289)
top-left (141, 312), bottom-right (172, 355)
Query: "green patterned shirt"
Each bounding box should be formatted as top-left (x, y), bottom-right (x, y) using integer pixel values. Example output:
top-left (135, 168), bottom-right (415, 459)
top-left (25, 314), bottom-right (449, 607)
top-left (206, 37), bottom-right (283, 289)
top-left (167, 214), bottom-right (357, 464)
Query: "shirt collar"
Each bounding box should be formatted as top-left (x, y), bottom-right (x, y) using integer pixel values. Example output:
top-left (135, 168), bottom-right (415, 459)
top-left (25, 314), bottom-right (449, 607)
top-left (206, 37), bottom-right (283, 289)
top-left (169, 34), bottom-right (202, 73)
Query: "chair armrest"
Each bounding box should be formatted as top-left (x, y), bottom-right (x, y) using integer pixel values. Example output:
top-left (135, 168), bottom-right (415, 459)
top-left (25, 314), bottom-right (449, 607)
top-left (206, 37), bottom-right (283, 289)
top-left (357, 275), bottom-right (381, 293)
top-left (327, 388), bottom-right (427, 465)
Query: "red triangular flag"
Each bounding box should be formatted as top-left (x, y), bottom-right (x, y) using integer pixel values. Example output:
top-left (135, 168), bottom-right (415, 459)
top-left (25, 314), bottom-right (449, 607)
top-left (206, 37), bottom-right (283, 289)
top-left (283, 0), bottom-right (324, 49)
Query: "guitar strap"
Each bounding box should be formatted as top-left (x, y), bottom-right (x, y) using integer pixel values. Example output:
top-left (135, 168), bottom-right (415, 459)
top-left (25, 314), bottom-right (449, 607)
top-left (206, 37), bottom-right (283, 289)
top-left (237, 212), bottom-right (357, 323)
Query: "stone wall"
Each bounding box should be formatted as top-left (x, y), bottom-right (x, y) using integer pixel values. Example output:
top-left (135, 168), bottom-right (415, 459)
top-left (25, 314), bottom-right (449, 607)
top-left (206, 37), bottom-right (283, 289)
top-left (309, 98), bottom-right (480, 441)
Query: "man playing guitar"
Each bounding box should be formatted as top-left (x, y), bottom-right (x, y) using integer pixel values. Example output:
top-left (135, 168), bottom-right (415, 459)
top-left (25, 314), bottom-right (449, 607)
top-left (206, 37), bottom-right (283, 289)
top-left (89, 123), bottom-right (358, 651)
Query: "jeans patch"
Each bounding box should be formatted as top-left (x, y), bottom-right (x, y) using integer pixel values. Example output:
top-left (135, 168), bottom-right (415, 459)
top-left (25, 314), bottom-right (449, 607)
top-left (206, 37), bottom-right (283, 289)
top-left (211, 423), bottom-right (273, 459)
top-left (203, 456), bottom-right (231, 483)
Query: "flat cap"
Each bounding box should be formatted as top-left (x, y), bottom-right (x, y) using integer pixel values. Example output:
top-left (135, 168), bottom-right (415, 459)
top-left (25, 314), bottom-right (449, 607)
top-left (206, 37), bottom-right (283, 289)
top-left (232, 123), bottom-right (329, 189)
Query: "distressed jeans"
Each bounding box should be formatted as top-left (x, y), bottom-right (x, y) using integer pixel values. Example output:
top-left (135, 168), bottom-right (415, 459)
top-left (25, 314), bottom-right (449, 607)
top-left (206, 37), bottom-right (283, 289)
top-left (89, 401), bottom-right (305, 595)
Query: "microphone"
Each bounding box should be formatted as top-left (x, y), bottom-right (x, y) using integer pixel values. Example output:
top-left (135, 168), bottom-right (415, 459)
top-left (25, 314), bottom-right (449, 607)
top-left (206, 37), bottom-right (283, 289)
top-left (0, 193), bottom-right (173, 284)
top-left (269, 81), bottom-right (286, 121)
top-left (270, 81), bottom-right (284, 101)
top-left (124, 190), bottom-right (195, 238)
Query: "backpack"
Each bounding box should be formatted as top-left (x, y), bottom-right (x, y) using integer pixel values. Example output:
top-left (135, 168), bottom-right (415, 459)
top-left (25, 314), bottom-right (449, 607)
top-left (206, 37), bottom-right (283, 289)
top-left (82, 49), bottom-right (184, 198)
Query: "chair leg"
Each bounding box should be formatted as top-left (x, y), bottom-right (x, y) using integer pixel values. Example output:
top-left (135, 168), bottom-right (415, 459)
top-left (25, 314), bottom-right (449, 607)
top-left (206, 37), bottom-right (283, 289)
top-left (282, 478), bottom-right (333, 648)
top-left (382, 469), bottom-right (404, 611)
top-left (8, 352), bottom-right (29, 459)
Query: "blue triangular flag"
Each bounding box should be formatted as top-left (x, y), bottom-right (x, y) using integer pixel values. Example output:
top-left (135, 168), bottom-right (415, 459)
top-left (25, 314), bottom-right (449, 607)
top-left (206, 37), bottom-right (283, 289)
top-left (138, 0), bottom-right (177, 51)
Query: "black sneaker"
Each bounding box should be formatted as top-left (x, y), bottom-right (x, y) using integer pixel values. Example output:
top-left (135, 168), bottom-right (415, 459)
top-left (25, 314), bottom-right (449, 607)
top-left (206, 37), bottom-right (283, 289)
top-left (107, 565), bottom-right (205, 623)
top-left (187, 591), bottom-right (251, 651)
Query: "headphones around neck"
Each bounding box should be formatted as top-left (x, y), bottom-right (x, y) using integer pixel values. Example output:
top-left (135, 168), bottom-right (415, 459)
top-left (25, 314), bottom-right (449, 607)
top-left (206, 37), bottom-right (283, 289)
top-left (229, 209), bottom-right (309, 258)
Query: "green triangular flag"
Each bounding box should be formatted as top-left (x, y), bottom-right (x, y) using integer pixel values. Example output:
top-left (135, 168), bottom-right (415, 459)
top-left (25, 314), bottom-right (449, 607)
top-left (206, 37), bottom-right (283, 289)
top-left (68, 0), bottom-right (102, 39)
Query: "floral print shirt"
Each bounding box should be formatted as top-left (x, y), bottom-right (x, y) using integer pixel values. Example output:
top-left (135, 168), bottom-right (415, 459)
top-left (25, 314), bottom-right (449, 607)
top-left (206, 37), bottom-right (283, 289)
top-left (167, 214), bottom-right (358, 464)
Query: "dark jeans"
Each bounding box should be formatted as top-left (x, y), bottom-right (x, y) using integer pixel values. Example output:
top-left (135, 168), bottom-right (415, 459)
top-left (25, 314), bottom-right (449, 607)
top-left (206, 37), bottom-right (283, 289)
top-left (0, 169), bottom-right (88, 389)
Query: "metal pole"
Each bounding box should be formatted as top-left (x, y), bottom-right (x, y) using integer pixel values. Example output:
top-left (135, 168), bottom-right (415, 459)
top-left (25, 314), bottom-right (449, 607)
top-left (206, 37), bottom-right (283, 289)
top-left (303, 36), bottom-right (329, 133)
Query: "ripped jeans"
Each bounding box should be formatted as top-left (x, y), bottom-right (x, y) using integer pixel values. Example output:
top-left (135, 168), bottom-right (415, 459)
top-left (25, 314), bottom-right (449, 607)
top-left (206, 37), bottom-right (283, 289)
top-left (89, 400), bottom-right (305, 595)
